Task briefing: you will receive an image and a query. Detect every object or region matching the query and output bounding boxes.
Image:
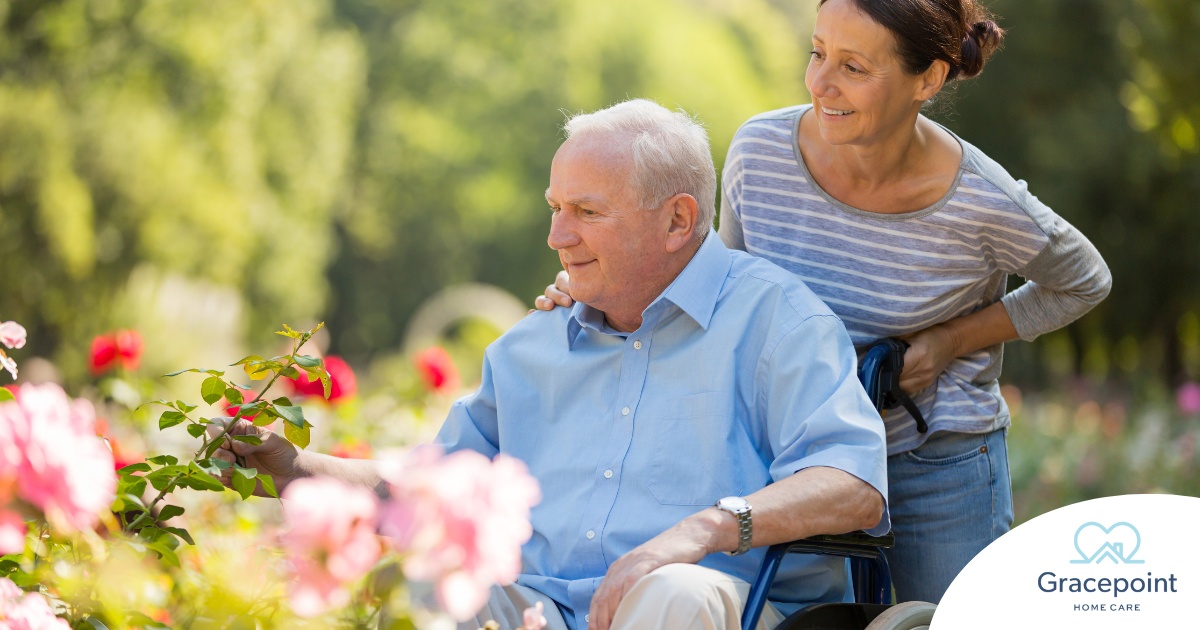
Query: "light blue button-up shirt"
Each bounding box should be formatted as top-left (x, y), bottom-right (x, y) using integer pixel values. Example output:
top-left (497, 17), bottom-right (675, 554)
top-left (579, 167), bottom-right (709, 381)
top-left (436, 230), bottom-right (889, 629)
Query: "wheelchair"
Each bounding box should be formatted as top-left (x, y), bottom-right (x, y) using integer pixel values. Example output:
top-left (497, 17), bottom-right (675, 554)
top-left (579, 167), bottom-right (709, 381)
top-left (739, 339), bottom-right (938, 630)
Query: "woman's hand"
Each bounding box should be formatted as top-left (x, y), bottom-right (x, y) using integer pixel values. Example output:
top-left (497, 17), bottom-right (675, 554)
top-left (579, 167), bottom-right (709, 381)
top-left (897, 324), bottom-right (962, 395)
top-left (533, 270), bottom-right (574, 311)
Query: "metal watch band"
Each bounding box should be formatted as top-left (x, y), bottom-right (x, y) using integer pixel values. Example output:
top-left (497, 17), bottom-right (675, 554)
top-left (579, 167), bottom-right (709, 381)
top-left (716, 497), bottom-right (753, 556)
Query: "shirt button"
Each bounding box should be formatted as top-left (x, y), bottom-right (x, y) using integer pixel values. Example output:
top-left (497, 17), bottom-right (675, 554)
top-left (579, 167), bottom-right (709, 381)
top-left (621, 407), bottom-right (630, 416)
top-left (585, 615), bottom-right (590, 623)
top-left (586, 530), bottom-right (596, 539)
top-left (633, 340), bottom-right (643, 350)
top-left (604, 469), bottom-right (613, 479)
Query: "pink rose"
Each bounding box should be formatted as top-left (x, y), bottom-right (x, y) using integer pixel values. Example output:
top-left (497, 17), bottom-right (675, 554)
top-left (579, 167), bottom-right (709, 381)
top-left (281, 477), bottom-right (381, 617)
top-left (114, 329), bottom-right (143, 371)
top-left (378, 446), bottom-right (541, 621)
top-left (88, 335), bottom-right (118, 376)
top-left (0, 353), bottom-right (15, 381)
top-left (0, 576), bottom-right (70, 629)
top-left (0, 510), bottom-right (25, 555)
top-left (0, 383), bottom-right (116, 534)
top-left (1178, 382), bottom-right (1200, 415)
top-left (0, 322), bottom-right (26, 350)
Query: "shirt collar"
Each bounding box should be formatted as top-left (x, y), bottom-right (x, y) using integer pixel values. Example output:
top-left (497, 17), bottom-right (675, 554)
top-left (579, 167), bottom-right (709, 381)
top-left (566, 229), bottom-right (731, 348)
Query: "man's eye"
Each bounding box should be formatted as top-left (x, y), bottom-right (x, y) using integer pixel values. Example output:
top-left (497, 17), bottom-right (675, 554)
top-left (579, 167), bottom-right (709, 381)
top-left (582, 209), bottom-right (596, 216)
top-left (845, 64), bottom-right (861, 74)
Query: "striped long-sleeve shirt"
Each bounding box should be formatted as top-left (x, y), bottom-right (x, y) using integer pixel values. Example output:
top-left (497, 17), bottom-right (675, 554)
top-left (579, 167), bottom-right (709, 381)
top-left (719, 104), bottom-right (1111, 455)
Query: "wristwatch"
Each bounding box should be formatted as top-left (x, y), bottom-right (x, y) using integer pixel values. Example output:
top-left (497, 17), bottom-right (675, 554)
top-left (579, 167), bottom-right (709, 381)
top-left (715, 496), bottom-right (753, 556)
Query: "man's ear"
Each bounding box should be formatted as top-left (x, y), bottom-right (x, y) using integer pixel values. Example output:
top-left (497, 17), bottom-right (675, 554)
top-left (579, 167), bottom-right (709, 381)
top-left (664, 193), bottom-right (699, 253)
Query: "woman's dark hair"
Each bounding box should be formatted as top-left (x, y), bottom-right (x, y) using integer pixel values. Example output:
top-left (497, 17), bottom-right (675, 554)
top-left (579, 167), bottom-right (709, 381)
top-left (818, 0), bottom-right (1005, 81)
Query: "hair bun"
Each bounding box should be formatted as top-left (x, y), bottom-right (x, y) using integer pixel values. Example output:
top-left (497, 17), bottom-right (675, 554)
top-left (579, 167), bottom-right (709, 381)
top-left (959, 19), bottom-right (1004, 79)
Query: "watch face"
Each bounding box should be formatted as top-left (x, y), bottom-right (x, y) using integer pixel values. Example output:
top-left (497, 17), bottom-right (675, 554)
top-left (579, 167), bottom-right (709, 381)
top-left (718, 496), bottom-right (750, 513)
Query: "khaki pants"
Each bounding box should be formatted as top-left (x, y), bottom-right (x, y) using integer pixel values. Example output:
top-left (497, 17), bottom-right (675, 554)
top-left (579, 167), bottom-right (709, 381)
top-left (462, 563), bottom-right (785, 630)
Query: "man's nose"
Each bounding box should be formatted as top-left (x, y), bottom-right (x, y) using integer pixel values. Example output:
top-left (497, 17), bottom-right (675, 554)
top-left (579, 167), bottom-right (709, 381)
top-left (547, 212), bottom-right (579, 251)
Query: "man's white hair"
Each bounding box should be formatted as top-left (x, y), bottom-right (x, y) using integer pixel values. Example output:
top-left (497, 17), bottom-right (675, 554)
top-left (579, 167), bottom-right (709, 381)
top-left (563, 99), bottom-right (716, 239)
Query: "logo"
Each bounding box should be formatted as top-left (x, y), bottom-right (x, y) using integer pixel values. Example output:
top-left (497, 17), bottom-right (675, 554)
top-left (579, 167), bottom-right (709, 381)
top-left (1071, 521), bottom-right (1145, 564)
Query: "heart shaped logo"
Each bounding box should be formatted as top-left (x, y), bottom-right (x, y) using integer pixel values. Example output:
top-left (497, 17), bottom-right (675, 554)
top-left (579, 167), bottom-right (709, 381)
top-left (1071, 521), bottom-right (1144, 564)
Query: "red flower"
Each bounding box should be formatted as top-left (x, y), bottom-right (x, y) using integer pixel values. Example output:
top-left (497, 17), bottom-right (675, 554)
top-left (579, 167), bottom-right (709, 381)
top-left (115, 329), bottom-right (143, 371)
top-left (89, 335), bottom-right (119, 376)
top-left (89, 329), bottom-right (143, 375)
top-left (414, 347), bottom-right (459, 394)
top-left (331, 439), bottom-right (372, 459)
top-left (287, 356), bottom-right (357, 403)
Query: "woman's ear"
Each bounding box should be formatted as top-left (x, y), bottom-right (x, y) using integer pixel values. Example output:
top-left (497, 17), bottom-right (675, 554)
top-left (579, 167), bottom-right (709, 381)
top-left (917, 59), bottom-right (951, 102)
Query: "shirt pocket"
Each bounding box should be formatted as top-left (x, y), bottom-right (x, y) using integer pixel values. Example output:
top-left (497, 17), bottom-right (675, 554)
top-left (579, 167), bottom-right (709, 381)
top-left (642, 392), bottom-right (751, 506)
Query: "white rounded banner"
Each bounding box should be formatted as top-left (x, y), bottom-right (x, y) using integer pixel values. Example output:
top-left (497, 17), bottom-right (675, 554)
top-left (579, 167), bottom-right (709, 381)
top-left (932, 494), bottom-right (1200, 628)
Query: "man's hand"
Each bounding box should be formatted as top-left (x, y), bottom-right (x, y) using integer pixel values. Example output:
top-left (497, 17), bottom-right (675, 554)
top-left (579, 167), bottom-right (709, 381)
top-left (533, 270), bottom-right (573, 311)
top-left (588, 509), bottom-right (729, 630)
top-left (210, 418), bottom-right (304, 496)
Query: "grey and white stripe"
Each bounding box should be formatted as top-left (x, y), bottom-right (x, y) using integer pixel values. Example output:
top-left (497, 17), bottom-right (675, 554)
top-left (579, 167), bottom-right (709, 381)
top-left (719, 105), bottom-right (1111, 455)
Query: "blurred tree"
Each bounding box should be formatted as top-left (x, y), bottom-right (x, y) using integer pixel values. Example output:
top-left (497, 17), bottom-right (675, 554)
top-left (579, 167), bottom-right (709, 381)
top-left (929, 0), bottom-right (1200, 385)
top-left (0, 0), bottom-right (364, 380)
top-left (326, 0), bottom-right (808, 361)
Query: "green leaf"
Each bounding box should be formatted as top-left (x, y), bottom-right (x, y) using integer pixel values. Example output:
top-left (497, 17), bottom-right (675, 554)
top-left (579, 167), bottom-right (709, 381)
top-left (0, 388), bottom-right (13, 403)
top-left (275, 324), bottom-right (303, 339)
top-left (145, 540), bottom-right (180, 567)
top-left (158, 411), bottom-right (187, 430)
top-left (157, 505), bottom-right (185, 521)
top-left (293, 354), bottom-right (320, 368)
top-left (180, 465), bottom-right (226, 493)
top-left (230, 434), bottom-right (261, 445)
top-left (319, 369), bottom-right (332, 399)
top-left (283, 420), bottom-right (311, 449)
top-left (163, 526), bottom-right (195, 546)
top-left (224, 387), bottom-right (244, 405)
top-left (146, 465), bottom-right (187, 492)
top-left (118, 462), bottom-right (152, 474)
top-left (233, 466), bottom-right (257, 479)
top-left (244, 361), bottom-right (273, 381)
top-left (231, 355), bottom-right (264, 366)
top-left (147, 455), bottom-right (178, 466)
top-left (84, 616), bottom-right (111, 630)
top-left (201, 376), bottom-right (226, 404)
top-left (186, 423), bottom-right (207, 438)
top-left (231, 472), bottom-right (256, 500)
top-left (177, 401), bottom-right (198, 413)
top-left (163, 368), bottom-right (201, 377)
top-left (272, 396), bottom-right (294, 407)
top-left (118, 476), bottom-right (147, 500)
top-left (258, 474), bottom-right (279, 498)
top-left (276, 405), bottom-right (306, 428)
top-left (280, 365), bottom-right (300, 379)
top-left (194, 458), bottom-right (229, 480)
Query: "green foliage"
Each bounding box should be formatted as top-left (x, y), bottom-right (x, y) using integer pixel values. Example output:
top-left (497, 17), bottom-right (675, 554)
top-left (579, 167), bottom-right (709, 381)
top-left (0, 0), bottom-right (364, 380)
top-left (118, 322), bottom-right (326, 548)
top-left (324, 0), bottom-right (808, 359)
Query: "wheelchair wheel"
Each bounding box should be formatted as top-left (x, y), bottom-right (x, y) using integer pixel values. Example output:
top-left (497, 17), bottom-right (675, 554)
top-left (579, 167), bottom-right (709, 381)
top-left (862, 601), bottom-right (936, 630)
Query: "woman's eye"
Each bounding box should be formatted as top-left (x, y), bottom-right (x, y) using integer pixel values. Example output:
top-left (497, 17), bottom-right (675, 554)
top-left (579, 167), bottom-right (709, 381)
top-left (810, 50), bottom-right (823, 60)
top-left (845, 64), bottom-right (861, 74)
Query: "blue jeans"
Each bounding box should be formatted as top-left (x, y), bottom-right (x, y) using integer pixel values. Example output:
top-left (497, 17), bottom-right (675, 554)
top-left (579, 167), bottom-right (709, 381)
top-left (883, 428), bottom-right (1013, 604)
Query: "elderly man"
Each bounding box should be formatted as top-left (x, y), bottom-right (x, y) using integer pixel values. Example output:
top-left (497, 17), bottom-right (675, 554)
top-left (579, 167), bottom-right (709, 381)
top-left (220, 99), bottom-right (888, 630)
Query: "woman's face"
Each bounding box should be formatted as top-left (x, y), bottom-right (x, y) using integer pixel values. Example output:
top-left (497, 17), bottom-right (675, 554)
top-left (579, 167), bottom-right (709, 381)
top-left (804, 0), bottom-right (934, 148)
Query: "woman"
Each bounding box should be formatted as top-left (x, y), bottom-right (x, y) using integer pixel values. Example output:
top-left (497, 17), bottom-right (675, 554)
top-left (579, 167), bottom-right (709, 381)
top-left (537, 0), bottom-right (1110, 605)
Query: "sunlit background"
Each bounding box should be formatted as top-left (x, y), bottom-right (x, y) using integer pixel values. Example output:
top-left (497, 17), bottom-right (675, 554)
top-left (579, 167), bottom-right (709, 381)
top-left (3, 0), bottom-right (1199, 527)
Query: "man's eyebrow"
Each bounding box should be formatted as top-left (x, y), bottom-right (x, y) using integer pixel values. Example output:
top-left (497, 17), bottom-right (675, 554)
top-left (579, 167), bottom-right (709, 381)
top-left (545, 192), bottom-right (603, 206)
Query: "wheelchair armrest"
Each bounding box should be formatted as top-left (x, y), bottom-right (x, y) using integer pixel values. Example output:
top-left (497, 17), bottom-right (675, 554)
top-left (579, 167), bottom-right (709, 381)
top-left (742, 532), bottom-right (895, 630)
